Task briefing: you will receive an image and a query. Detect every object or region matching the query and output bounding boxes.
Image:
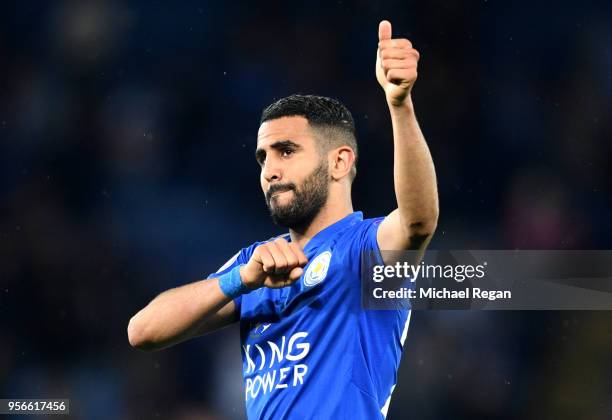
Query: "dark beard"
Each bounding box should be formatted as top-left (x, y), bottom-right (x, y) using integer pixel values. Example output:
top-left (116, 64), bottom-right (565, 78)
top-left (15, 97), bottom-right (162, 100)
top-left (265, 162), bottom-right (329, 231)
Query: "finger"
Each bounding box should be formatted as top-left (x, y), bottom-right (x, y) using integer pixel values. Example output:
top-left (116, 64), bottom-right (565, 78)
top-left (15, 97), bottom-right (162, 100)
top-left (289, 242), bottom-right (308, 266)
top-left (382, 61), bottom-right (417, 79)
top-left (381, 48), bottom-right (419, 60)
top-left (382, 58), bottom-right (417, 71)
top-left (381, 48), bottom-right (409, 60)
top-left (378, 20), bottom-right (392, 41)
top-left (258, 245), bottom-right (276, 273)
top-left (267, 271), bottom-right (298, 288)
top-left (387, 68), bottom-right (417, 84)
top-left (378, 38), bottom-right (413, 50)
top-left (266, 242), bottom-right (288, 274)
top-left (274, 238), bottom-right (299, 267)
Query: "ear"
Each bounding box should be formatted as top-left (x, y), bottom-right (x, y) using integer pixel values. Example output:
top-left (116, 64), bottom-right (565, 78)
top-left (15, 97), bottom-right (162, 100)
top-left (329, 146), bottom-right (356, 181)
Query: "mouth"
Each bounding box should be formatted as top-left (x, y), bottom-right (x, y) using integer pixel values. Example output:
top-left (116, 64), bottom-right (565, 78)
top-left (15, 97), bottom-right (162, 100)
top-left (270, 189), bottom-right (292, 199)
top-left (272, 189), bottom-right (290, 196)
top-left (268, 187), bottom-right (294, 202)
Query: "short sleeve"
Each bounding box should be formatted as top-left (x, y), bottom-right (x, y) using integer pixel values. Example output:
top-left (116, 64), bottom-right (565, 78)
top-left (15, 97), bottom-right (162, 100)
top-left (206, 251), bottom-right (244, 314)
top-left (358, 217), bottom-right (385, 265)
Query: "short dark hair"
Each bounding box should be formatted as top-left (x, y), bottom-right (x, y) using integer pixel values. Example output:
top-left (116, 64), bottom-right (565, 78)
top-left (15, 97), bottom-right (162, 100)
top-left (260, 94), bottom-right (358, 180)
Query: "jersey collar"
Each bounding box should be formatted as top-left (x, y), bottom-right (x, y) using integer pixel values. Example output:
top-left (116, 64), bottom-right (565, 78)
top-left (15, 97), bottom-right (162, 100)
top-left (299, 211), bottom-right (363, 252)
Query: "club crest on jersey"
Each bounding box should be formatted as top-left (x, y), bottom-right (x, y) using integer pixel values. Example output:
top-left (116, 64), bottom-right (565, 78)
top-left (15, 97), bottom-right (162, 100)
top-left (303, 251), bottom-right (332, 287)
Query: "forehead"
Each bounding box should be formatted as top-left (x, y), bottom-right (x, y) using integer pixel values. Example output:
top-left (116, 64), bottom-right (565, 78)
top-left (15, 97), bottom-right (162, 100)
top-left (257, 116), bottom-right (316, 149)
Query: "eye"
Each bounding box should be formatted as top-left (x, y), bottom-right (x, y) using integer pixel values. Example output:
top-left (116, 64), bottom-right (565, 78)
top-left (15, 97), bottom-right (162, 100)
top-left (256, 153), bottom-right (266, 166)
top-left (281, 148), bottom-right (294, 157)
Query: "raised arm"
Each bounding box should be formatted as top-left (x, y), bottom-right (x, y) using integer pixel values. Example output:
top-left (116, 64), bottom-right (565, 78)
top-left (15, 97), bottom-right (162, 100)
top-left (374, 20), bottom-right (439, 254)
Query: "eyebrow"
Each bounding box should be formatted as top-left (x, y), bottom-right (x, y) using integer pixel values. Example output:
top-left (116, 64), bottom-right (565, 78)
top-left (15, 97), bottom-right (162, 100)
top-left (255, 140), bottom-right (302, 162)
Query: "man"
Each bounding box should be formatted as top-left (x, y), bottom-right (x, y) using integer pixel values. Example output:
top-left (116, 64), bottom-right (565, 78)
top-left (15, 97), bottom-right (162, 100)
top-left (128, 20), bottom-right (438, 419)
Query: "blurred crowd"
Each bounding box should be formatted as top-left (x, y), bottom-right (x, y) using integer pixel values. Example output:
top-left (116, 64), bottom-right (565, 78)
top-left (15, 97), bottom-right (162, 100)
top-left (1, 1), bottom-right (611, 419)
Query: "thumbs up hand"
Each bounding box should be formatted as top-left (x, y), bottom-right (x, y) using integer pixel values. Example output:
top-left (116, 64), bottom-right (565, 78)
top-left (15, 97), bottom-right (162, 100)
top-left (376, 20), bottom-right (420, 107)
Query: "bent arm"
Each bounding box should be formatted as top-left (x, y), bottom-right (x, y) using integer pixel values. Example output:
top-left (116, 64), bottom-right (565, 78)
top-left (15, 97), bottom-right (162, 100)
top-left (127, 277), bottom-right (237, 352)
top-left (128, 237), bottom-right (308, 352)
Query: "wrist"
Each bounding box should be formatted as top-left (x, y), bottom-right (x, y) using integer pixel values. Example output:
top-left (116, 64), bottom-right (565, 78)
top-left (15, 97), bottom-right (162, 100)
top-left (386, 94), bottom-right (414, 113)
top-left (218, 265), bottom-right (252, 299)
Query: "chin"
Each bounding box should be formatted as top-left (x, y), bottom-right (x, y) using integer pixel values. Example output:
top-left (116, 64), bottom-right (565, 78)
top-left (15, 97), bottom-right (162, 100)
top-left (271, 196), bottom-right (293, 209)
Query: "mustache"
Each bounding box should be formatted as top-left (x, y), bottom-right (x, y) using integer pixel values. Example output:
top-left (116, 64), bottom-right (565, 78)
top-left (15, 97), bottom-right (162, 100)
top-left (266, 183), bottom-right (296, 202)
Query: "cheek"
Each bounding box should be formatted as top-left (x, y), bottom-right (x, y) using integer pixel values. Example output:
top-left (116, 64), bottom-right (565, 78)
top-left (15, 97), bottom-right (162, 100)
top-left (295, 155), bottom-right (319, 176)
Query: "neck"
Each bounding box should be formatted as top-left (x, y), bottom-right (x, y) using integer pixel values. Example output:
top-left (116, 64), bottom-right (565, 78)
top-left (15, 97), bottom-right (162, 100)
top-left (289, 198), bottom-right (353, 248)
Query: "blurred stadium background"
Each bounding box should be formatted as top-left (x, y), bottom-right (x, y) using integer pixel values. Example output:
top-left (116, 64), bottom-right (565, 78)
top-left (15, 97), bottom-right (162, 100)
top-left (1, 1), bottom-right (611, 419)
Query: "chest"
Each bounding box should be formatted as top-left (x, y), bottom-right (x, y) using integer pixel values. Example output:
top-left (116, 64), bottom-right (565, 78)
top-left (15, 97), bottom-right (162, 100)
top-left (241, 245), bottom-right (357, 330)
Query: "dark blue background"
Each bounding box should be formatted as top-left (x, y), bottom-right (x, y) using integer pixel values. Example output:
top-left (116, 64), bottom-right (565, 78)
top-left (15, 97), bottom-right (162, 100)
top-left (1, 1), bottom-right (611, 418)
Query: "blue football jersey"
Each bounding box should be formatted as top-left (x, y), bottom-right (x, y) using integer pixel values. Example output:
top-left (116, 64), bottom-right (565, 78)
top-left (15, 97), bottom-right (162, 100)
top-left (208, 211), bottom-right (411, 419)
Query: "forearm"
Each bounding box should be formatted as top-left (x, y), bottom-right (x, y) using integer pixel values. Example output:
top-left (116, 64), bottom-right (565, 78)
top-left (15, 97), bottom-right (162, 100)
top-left (127, 278), bottom-right (233, 351)
top-left (389, 97), bottom-right (439, 235)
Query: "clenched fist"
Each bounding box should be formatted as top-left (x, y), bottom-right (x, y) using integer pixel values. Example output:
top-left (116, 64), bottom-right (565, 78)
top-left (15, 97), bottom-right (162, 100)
top-left (240, 237), bottom-right (308, 289)
top-left (376, 20), bottom-right (420, 107)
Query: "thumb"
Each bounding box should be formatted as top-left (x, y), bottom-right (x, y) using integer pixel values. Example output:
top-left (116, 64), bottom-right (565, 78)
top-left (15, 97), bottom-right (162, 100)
top-left (378, 20), bottom-right (392, 41)
top-left (289, 267), bottom-right (304, 281)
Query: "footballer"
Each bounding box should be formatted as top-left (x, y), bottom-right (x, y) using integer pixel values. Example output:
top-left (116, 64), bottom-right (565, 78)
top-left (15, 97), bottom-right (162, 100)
top-left (128, 20), bottom-right (438, 419)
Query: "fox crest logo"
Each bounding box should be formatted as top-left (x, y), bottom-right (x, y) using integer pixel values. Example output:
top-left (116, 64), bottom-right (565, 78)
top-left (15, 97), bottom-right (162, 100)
top-left (303, 251), bottom-right (332, 287)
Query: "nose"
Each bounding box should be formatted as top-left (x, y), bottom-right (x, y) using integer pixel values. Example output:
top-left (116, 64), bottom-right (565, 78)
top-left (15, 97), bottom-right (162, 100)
top-left (262, 159), bottom-right (281, 183)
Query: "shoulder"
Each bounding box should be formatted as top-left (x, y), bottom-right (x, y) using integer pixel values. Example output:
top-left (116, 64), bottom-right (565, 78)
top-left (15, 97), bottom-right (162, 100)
top-left (361, 215), bottom-right (385, 229)
top-left (349, 216), bottom-right (386, 266)
top-left (340, 215), bottom-right (385, 242)
top-left (328, 214), bottom-right (386, 259)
